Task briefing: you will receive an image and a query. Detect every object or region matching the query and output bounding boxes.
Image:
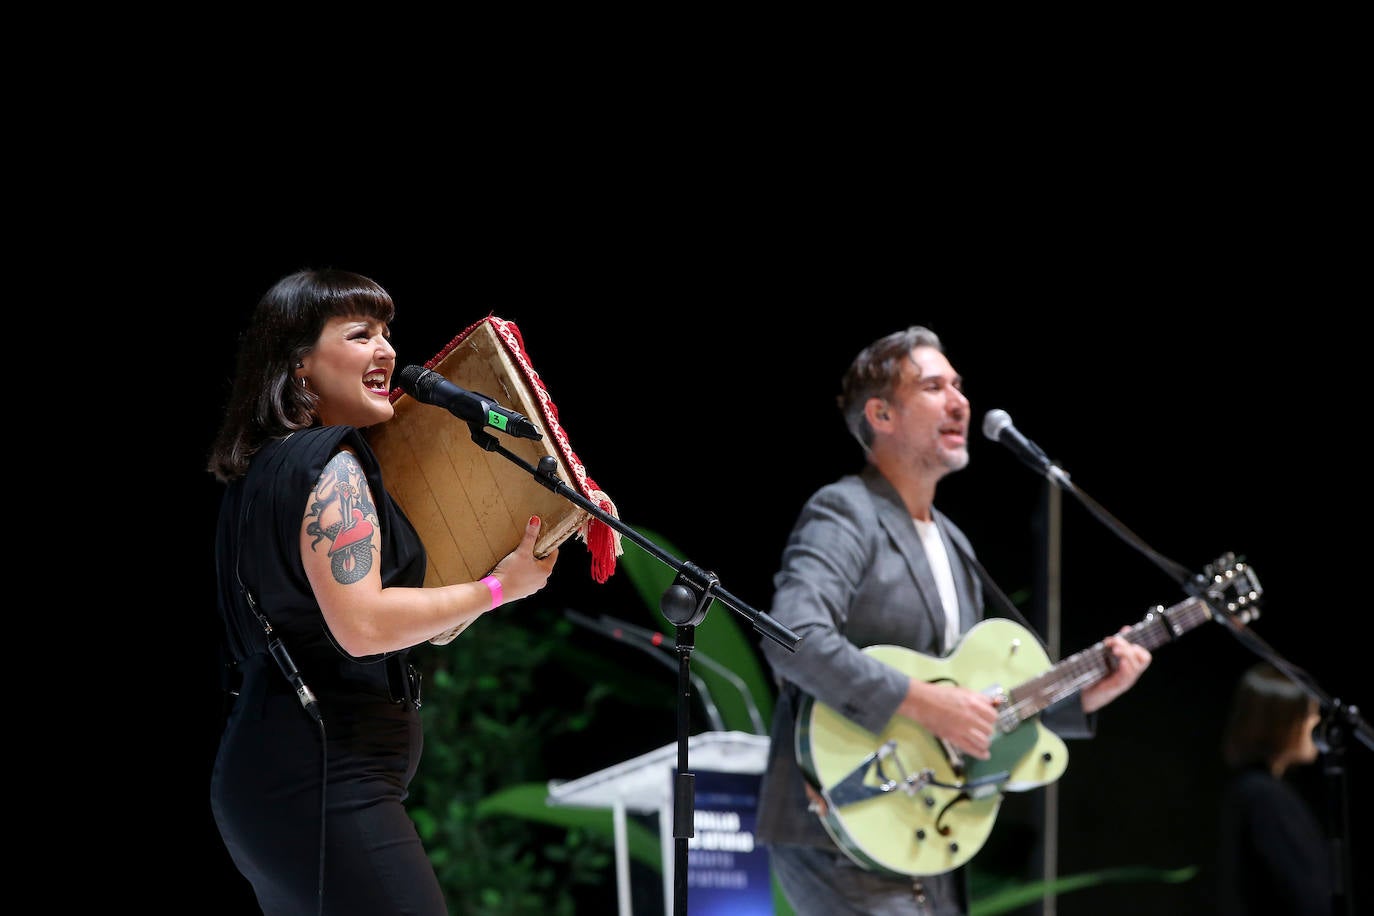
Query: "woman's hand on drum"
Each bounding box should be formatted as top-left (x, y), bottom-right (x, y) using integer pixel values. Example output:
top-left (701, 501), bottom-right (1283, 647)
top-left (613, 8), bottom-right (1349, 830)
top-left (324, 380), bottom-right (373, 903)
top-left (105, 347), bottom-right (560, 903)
top-left (489, 515), bottom-right (559, 605)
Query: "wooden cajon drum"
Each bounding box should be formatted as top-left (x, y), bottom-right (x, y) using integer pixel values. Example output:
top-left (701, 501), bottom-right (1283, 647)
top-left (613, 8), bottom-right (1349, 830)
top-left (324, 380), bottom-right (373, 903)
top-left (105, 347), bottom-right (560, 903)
top-left (368, 315), bottom-right (619, 644)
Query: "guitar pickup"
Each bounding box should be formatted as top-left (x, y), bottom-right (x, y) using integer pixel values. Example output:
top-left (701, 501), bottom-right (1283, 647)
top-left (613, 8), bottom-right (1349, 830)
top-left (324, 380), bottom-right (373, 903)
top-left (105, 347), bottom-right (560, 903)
top-left (920, 764), bottom-right (1010, 800)
top-left (826, 740), bottom-right (936, 808)
top-left (952, 770), bottom-right (1010, 800)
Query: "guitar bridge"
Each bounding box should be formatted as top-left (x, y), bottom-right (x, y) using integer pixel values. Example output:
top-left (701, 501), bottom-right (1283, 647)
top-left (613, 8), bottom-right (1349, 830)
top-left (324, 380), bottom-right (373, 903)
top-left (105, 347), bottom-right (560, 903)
top-left (825, 740), bottom-right (936, 808)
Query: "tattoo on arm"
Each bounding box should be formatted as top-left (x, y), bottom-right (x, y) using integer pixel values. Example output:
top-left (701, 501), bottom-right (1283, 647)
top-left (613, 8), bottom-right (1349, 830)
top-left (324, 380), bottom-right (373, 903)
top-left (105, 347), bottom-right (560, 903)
top-left (305, 451), bottom-right (381, 585)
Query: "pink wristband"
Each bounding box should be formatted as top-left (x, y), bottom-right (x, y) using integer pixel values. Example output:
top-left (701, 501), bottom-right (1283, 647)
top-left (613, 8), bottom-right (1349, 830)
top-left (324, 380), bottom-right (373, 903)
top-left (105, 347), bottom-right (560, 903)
top-left (480, 575), bottom-right (503, 609)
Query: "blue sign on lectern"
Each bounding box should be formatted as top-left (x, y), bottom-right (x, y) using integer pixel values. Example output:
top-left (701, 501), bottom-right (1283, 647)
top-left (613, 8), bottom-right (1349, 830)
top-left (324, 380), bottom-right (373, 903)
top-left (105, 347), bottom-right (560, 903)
top-left (680, 767), bottom-right (774, 915)
top-left (548, 732), bottom-right (772, 916)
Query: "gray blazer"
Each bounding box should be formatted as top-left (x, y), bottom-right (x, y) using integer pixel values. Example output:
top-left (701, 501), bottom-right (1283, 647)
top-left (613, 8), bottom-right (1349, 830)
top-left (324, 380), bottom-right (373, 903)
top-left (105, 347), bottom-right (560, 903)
top-left (756, 465), bottom-right (1089, 848)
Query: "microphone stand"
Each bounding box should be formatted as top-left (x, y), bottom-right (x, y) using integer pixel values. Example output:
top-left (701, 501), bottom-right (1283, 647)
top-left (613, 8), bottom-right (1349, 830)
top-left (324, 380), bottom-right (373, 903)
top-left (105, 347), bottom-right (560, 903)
top-left (464, 423), bottom-right (801, 916)
top-left (1039, 461), bottom-right (1371, 916)
top-left (595, 612), bottom-right (769, 735)
top-left (564, 609), bottom-right (727, 732)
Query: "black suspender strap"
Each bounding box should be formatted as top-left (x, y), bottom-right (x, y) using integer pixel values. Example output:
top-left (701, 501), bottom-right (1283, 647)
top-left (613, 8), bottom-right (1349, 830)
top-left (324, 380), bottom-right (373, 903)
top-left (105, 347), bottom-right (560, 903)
top-left (948, 537), bottom-right (1047, 650)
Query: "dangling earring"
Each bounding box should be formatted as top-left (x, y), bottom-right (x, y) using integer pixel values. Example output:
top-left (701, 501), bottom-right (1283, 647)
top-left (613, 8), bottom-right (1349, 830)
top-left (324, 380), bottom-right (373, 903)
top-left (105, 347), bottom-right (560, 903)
top-left (300, 376), bottom-right (309, 390)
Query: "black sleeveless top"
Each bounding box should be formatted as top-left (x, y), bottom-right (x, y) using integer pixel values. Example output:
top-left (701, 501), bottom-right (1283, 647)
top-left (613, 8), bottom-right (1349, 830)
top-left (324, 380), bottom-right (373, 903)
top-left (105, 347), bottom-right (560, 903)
top-left (214, 425), bottom-right (427, 701)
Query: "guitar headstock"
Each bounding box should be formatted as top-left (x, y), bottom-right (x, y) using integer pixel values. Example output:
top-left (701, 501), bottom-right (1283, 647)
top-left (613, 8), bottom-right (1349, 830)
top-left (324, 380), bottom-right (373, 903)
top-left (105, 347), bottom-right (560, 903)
top-left (1197, 552), bottom-right (1263, 624)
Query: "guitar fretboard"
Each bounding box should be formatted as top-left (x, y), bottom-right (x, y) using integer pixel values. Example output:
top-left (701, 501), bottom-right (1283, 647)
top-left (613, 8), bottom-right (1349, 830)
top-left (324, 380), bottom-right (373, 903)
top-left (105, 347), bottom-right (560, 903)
top-left (1002, 597), bottom-right (1212, 726)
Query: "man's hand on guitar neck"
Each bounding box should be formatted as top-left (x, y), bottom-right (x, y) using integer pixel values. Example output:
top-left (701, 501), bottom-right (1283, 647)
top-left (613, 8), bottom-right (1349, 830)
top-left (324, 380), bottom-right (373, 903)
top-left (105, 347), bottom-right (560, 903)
top-left (897, 678), bottom-right (1002, 761)
top-left (1080, 629), bottom-right (1152, 714)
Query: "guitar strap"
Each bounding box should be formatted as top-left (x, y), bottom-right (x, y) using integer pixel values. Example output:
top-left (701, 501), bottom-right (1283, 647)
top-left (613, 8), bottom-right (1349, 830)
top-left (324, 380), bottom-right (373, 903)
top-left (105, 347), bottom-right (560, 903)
top-left (947, 536), bottom-right (1047, 650)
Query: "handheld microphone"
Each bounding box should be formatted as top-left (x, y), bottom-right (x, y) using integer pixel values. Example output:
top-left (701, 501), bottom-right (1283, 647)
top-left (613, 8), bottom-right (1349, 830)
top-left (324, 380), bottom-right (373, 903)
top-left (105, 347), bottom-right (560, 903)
top-left (268, 636), bottom-right (322, 723)
top-left (397, 365), bottom-right (543, 441)
top-left (982, 408), bottom-right (1070, 485)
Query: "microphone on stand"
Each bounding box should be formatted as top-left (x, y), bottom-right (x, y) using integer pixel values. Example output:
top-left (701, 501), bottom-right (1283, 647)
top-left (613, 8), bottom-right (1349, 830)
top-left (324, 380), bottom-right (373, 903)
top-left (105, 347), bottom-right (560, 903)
top-left (598, 613), bottom-right (767, 735)
top-left (982, 408), bottom-right (1070, 486)
top-left (564, 608), bottom-right (726, 732)
top-left (397, 365), bottom-right (543, 440)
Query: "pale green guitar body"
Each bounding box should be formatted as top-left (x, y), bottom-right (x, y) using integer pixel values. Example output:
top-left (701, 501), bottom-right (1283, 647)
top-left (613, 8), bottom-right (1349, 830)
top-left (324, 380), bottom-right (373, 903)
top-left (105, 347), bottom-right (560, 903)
top-left (797, 619), bottom-right (1068, 878)
top-left (794, 556), bottom-right (1256, 879)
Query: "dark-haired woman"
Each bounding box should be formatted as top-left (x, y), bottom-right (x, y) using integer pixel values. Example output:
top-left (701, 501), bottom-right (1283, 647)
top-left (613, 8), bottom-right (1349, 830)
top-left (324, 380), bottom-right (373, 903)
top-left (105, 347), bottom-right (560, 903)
top-left (207, 269), bottom-right (558, 915)
top-left (1217, 662), bottom-right (1332, 916)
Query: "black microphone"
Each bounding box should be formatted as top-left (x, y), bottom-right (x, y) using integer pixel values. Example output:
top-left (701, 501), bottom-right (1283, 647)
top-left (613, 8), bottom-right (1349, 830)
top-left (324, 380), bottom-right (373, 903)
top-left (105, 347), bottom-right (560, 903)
top-left (268, 636), bottom-right (322, 723)
top-left (397, 365), bottom-right (542, 441)
top-left (982, 408), bottom-right (1070, 485)
top-left (563, 609), bottom-right (726, 732)
top-left (605, 614), bottom-right (768, 735)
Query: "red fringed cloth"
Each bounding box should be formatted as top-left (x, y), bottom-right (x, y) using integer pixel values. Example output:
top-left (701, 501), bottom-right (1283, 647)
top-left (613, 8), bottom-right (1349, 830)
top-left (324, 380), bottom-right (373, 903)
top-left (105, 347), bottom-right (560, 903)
top-left (369, 314), bottom-right (622, 645)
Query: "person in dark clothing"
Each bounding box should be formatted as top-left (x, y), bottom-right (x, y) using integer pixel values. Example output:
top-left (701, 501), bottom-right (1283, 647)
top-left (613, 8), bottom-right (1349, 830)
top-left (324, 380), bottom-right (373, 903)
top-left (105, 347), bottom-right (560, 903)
top-left (207, 268), bottom-right (558, 915)
top-left (1217, 662), bottom-right (1333, 916)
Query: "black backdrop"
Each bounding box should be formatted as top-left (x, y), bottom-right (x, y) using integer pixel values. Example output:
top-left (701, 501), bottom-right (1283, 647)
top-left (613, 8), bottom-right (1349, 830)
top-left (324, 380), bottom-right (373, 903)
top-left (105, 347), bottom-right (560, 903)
top-left (187, 241), bottom-right (1371, 915)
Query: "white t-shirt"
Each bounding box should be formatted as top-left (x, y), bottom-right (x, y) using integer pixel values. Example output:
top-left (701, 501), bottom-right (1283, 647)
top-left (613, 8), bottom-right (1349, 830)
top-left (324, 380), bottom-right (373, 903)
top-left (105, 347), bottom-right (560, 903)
top-left (913, 517), bottom-right (960, 654)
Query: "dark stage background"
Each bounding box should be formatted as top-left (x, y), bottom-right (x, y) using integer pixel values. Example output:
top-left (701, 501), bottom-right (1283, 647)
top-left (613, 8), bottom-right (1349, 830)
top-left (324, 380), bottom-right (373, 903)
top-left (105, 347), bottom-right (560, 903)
top-left (187, 245), bottom-right (1371, 914)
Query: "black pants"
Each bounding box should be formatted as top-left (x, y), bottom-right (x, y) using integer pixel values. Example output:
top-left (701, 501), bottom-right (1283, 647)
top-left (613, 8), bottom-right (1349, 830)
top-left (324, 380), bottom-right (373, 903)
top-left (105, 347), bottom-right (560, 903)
top-left (211, 657), bottom-right (445, 915)
top-left (768, 843), bottom-right (968, 916)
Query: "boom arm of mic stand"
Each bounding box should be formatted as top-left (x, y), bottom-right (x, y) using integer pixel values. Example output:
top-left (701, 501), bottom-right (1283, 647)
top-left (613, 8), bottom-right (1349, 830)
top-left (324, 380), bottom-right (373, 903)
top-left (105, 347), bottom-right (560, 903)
top-left (468, 427), bottom-right (801, 652)
top-left (1041, 449), bottom-right (1370, 915)
top-left (1054, 472), bottom-right (1195, 587)
top-left (1057, 464), bottom-right (1367, 750)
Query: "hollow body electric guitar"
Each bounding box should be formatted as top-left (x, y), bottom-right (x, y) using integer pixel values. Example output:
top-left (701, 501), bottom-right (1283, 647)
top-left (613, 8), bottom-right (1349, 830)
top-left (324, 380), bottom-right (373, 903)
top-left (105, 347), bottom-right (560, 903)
top-left (795, 554), bottom-right (1261, 879)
